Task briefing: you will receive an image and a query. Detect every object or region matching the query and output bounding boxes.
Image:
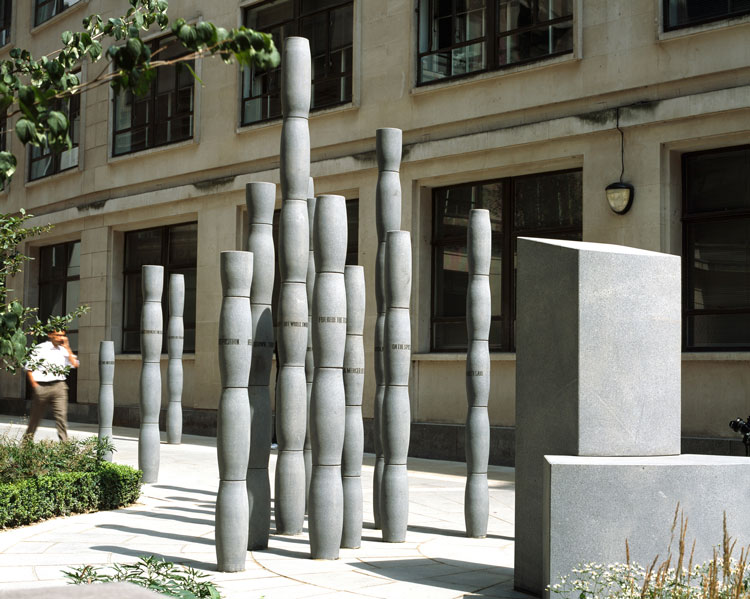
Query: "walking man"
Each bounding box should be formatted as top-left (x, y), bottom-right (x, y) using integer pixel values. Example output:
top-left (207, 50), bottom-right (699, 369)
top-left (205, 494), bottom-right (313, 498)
top-left (24, 331), bottom-right (79, 442)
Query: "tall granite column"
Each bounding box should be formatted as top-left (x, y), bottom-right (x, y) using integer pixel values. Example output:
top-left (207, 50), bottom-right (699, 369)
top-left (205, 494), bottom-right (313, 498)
top-left (304, 178), bottom-right (316, 510)
top-left (381, 230), bottom-right (411, 543)
top-left (139, 264), bottom-right (163, 484)
top-left (308, 194), bottom-right (348, 559)
top-left (98, 340), bottom-right (115, 462)
top-left (373, 127), bottom-right (402, 529)
top-left (246, 182), bottom-right (276, 550)
top-left (275, 36), bottom-right (311, 536)
top-left (464, 209), bottom-right (491, 538)
top-left (166, 274), bottom-right (184, 445)
top-left (216, 251), bottom-right (253, 572)
top-left (342, 265), bottom-right (365, 549)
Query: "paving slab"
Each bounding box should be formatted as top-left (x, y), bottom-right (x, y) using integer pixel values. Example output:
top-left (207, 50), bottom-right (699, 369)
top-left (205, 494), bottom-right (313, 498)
top-left (0, 416), bottom-right (522, 599)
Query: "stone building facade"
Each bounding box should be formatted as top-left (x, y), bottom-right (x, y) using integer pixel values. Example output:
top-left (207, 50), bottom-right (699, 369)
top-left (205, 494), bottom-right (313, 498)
top-left (1, 0), bottom-right (749, 462)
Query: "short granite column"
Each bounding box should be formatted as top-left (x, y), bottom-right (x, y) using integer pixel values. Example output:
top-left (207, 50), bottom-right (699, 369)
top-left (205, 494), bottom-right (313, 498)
top-left (275, 36), bottom-right (311, 536)
top-left (216, 251), bottom-right (253, 572)
top-left (515, 238), bottom-right (682, 595)
top-left (304, 178), bottom-right (316, 511)
top-left (139, 264), bottom-right (163, 484)
top-left (373, 127), bottom-right (402, 529)
top-left (246, 182), bottom-right (276, 550)
top-left (166, 274), bottom-right (184, 445)
top-left (308, 194), bottom-right (348, 559)
top-left (98, 340), bottom-right (115, 462)
top-left (342, 265), bottom-right (365, 549)
top-left (381, 230), bottom-right (411, 543)
top-left (464, 209), bottom-right (491, 538)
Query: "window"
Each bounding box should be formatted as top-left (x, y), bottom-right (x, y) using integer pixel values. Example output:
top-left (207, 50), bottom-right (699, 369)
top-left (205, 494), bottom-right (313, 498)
top-left (28, 91), bottom-right (81, 181)
top-left (241, 0), bottom-right (353, 125)
top-left (270, 198), bottom-right (358, 323)
top-left (431, 169), bottom-right (581, 351)
top-left (34, 0), bottom-right (81, 27)
top-left (122, 223), bottom-right (197, 353)
top-left (0, 0), bottom-right (11, 46)
top-left (39, 241), bottom-right (81, 351)
top-left (664, 0), bottom-right (750, 31)
top-left (113, 39), bottom-right (194, 157)
top-left (418, 0), bottom-right (574, 85)
top-left (682, 146), bottom-right (750, 350)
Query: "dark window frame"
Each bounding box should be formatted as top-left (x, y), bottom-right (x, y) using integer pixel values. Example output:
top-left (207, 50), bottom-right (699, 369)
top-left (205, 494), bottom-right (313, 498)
top-left (240, 0), bottom-right (354, 126)
top-left (122, 223), bottom-right (198, 354)
top-left (681, 145), bottom-right (750, 351)
top-left (112, 37), bottom-right (194, 157)
top-left (417, 0), bottom-right (574, 86)
top-left (37, 239), bottom-right (81, 401)
top-left (431, 168), bottom-right (582, 352)
top-left (28, 90), bottom-right (81, 182)
top-left (0, 0), bottom-right (11, 46)
top-left (663, 0), bottom-right (750, 32)
top-left (34, 0), bottom-right (81, 27)
top-left (38, 240), bottom-right (81, 336)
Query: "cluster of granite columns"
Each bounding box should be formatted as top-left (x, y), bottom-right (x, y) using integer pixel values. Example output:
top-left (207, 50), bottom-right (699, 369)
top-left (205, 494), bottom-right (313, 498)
top-left (96, 35), bottom-right (495, 574)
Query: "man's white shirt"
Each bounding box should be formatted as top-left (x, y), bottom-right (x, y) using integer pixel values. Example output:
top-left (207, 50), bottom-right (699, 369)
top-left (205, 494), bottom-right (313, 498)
top-left (26, 341), bottom-right (76, 382)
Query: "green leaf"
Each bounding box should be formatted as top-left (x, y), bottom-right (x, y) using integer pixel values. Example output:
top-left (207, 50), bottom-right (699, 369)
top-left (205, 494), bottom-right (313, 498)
top-left (61, 30), bottom-right (73, 45)
top-left (15, 119), bottom-right (35, 145)
top-left (47, 111), bottom-right (68, 136)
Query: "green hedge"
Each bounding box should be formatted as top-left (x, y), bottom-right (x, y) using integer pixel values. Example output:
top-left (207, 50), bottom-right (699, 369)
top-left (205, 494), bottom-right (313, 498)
top-left (0, 462), bottom-right (142, 528)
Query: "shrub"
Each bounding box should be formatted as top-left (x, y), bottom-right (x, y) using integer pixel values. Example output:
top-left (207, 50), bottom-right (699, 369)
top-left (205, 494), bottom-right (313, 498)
top-left (0, 435), bottom-right (114, 483)
top-left (64, 556), bottom-right (223, 599)
top-left (0, 461), bottom-right (142, 528)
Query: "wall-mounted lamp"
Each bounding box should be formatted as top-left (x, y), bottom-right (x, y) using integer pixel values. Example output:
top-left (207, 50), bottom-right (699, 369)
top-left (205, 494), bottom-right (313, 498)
top-left (606, 107), bottom-right (634, 215)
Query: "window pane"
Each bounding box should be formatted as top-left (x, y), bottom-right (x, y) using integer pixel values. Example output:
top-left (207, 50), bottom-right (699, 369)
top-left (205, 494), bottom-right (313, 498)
top-left (666, 0), bottom-right (750, 30)
top-left (435, 182), bottom-right (503, 240)
top-left (346, 199), bottom-right (359, 265)
top-left (168, 223), bottom-right (198, 266)
top-left (433, 319), bottom-right (502, 351)
top-left (125, 229), bottom-right (163, 270)
top-left (514, 170), bottom-right (582, 231)
top-left (65, 279), bottom-right (80, 331)
top-left (40, 245), bottom-right (67, 281)
top-left (67, 242), bottom-right (81, 277)
top-left (248, 0), bottom-right (293, 29)
top-left (123, 273), bottom-right (143, 338)
top-left (688, 313), bottom-right (750, 348)
top-left (39, 283), bottom-right (64, 323)
top-left (687, 219), bottom-right (750, 310)
top-left (685, 147), bottom-right (750, 213)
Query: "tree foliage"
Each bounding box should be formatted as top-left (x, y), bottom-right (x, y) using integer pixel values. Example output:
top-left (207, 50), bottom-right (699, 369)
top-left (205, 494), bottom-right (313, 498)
top-left (0, 210), bottom-right (88, 373)
top-left (0, 0), bottom-right (280, 187)
top-left (0, 1), bottom-right (280, 373)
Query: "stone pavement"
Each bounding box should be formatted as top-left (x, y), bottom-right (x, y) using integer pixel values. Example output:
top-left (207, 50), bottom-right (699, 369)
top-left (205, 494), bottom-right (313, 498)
top-left (0, 415), bottom-right (526, 599)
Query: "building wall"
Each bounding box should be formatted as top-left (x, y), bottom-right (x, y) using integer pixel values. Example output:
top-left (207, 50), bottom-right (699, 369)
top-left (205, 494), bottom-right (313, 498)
top-left (1, 0), bottom-right (748, 449)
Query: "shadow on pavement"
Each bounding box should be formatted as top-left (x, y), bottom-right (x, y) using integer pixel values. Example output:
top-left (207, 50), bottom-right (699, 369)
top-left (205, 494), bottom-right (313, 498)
top-left (90, 545), bottom-right (217, 571)
top-left (152, 485), bottom-right (217, 496)
top-left (96, 524), bottom-right (214, 545)
top-left (407, 524), bottom-right (514, 541)
top-left (353, 558), bottom-right (517, 597)
top-left (122, 510), bottom-right (213, 527)
top-left (154, 505), bottom-right (215, 516)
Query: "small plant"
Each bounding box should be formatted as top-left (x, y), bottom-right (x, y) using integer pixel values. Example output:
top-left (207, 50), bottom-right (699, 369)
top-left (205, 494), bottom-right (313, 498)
top-left (64, 556), bottom-right (223, 599)
top-left (549, 507), bottom-right (750, 599)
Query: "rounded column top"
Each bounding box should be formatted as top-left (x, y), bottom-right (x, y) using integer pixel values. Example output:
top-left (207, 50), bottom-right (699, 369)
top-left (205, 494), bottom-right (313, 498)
top-left (169, 273), bottom-right (185, 316)
top-left (376, 128), bottom-right (402, 172)
top-left (468, 209), bottom-right (492, 277)
top-left (99, 340), bottom-right (115, 361)
top-left (246, 182), bottom-right (276, 225)
top-left (281, 36), bottom-right (311, 119)
top-left (142, 265), bottom-right (164, 302)
top-left (220, 251), bottom-right (254, 298)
